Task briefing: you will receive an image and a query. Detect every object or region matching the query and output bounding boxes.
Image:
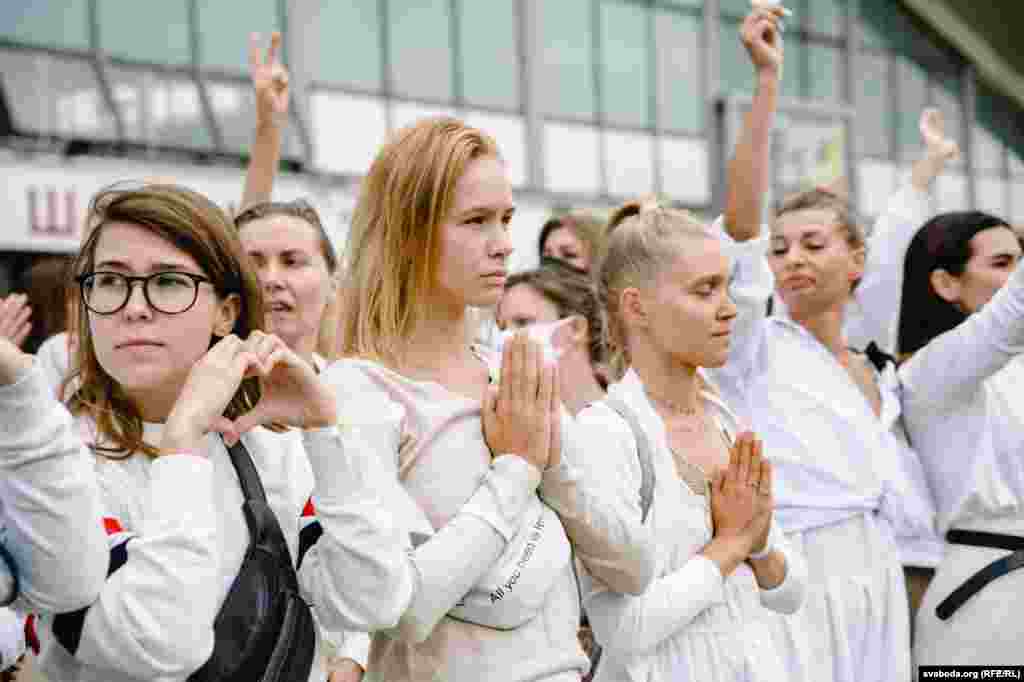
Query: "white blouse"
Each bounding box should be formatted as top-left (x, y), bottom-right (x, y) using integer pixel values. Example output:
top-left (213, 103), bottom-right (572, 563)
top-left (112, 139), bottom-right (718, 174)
top-left (708, 227), bottom-right (936, 552)
top-left (577, 369), bottom-right (806, 682)
top-left (899, 259), bottom-right (1024, 534)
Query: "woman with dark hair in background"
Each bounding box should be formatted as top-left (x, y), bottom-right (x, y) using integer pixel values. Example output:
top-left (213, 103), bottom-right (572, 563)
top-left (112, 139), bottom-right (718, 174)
top-left (894, 210), bottom-right (1024, 667)
top-left (496, 258), bottom-right (609, 415)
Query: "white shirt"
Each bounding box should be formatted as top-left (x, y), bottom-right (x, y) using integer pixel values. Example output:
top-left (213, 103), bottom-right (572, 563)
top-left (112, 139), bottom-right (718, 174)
top-left (578, 369), bottom-right (806, 682)
top-left (0, 362), bottom-right (107, 616)
top-left (899, 259), bottom-right (1024, 535)
top-left (12, 389), bottom-right (406, 681)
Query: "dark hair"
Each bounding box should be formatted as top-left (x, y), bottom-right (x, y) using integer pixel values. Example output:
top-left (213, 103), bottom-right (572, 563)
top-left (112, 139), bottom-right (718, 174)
top-left (234, 199), bottom-right (338, 274)
top-left (898, 211), bottom-right (1012, 356)
top-left (69, 183), bottom-right (267, 458)
top-left (21, 255), bottom-right (74, 353)
top-left (502, 258), bottom-right (609, 384)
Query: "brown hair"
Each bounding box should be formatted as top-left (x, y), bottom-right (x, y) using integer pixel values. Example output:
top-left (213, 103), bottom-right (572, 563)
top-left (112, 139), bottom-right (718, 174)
top-left (234, 199), bottom-right (338, 274)
top-left (501, 258), bottom-right (609, 381)
top-left (601, 199), bottom-right (716, 380)
top-left (67, 183), bottom-right (266, 458)
top-left (775, 188), bottom-right (868, 291)
top-left (21, 255), bottom-right (74, 353)
top-left (538, 209), bottom-right (608, 271)
top-left (338, 116), bottom-right (501, 365)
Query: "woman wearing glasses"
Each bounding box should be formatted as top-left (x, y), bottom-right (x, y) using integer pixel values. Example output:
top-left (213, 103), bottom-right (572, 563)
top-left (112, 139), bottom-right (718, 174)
top-left (1, 184), bottom-right (407, 682)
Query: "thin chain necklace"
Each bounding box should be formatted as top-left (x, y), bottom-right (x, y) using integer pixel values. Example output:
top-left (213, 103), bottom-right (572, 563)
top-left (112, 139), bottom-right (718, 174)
top-left (644, 388), bottom-right (700, 416)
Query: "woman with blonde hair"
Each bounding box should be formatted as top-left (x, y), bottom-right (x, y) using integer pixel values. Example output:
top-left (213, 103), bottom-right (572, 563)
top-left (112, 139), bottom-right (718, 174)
top-left (326, 116), bottom-right (654, 682)
top-left (576, 11), bottom-right (806, 681)
top-left (3, 183), bottom-right (405, 682)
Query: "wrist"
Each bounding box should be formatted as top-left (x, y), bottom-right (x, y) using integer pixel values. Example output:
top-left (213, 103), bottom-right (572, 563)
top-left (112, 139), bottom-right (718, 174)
top-left (756, 68), bottom-right (781, 89)
top-left (254, 117), bottom-right (283, 135)
top-left (749, 542), bottom-right (773, 561)
top-left (0, 353), bottom-right (34, 386)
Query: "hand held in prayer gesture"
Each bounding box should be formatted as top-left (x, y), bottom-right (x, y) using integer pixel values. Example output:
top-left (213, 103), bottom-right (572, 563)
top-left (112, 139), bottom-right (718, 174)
top-left (709, 432), bottom-right (772, 556)
top-left (483, 332), bottom-right (561, 473)
top-left (0, 294), bottom-right (32, 349)
top-left (249, 32), bottom-right (290, 128)
top-left (741, 5), bottom-right (786, 76)
top-left (920, 108), bottom-right (960, 161)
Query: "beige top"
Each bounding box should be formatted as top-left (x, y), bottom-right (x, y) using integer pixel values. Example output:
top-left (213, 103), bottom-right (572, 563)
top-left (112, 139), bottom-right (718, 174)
top-left (321, 349), bottom-right (655, 682)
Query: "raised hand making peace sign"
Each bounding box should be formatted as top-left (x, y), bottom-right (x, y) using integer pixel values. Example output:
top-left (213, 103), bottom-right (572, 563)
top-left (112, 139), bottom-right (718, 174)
top-left (249, 31), bottom-right (290, 128)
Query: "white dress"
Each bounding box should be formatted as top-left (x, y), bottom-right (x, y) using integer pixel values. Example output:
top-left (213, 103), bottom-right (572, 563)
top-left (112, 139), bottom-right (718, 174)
top-left (708, 224), bottom-right (933, 682)
top-left (899, 260), bottom-right (1024, 665)
top-left (577, 369), bottom-right (807, 682)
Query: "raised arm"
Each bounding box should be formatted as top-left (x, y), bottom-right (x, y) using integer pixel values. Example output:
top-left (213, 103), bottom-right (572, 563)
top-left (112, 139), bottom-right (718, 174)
top-left (900, 250), bottom-right (1024, 408)
top-left (709, 9), bottom-right (783, 389)
top-left (0, 295), bottom-right (32, 350)
top-left (849, 108), bottom-right (960, 352)
top-left (723, 7), bottom-right (783, 243)
top-left (240, 32), bottom-right (289, 211)
top-left (0, 341), bottom-right (106, 616)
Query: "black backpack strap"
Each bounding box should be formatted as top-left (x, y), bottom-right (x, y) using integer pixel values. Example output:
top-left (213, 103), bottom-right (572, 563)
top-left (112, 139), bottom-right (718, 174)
top-left (603, 398), bottom-right (655, 524)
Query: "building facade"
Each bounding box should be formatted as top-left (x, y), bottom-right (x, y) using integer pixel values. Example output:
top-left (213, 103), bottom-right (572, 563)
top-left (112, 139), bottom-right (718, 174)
top-left (2, 0), bottom-right (1024, 287)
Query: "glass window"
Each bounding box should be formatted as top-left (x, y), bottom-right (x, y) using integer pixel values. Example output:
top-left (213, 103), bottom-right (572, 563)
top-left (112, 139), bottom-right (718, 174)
top-left (805, 0), bottom-right (844, 37)
top-left (855, 52), bottom-right (890, 158)
top-left (0, 51), bottom-right (118, 139)
top-left (856, 159), bottom-right (896, 217)
top-left (1009, 148), bottom-right (1024, 177)
top-left (297, 0), bottom-right (382, 91)
top-left (605, 131), bottom-right (655, 197)
top-left (310, 91), bottom-right (387, 175)
top-left (460, 0), bottom-right (519, 110)
top-left (206, 80), bottom-right (302, 158)
top-left (390, 101), bottom-right (455, 133)
top-left (895, 57), bottom-right (928, 160)
top-left (463, 111), bottom-right (528, 187)
top-left (663, 0), bottom-right (701, 8)
top-left (197, 0), bottom-right (281, 73)
top-left (931, 75), bottom-right (964, 167)
top-left (537, 0), bottom-right (595, 121)
top-left (807, 43), bottom-right (842, 101)
top-left (0, 2), bottom-right (90, 50)
top-left (976, 175), bottom-right (1007, 217)
top-left (660, 136), bottom-right (709, 206)
top-left (719, 0), bottom-right (750, 18)
top-left (98, 0), bottom-right (191, 65)
top-left (107, 67), bottom-right (213, 149)
top-left (388, 0), bottom-right (453, 101)
top-left (1010, 179), bottom-right (1024, 224)
top-left (718, 19), bottom-right (754, 96)
top-left (544, 123), bottom-right (600, 195)
top-left (655, 9), bottom-right (702, 133)
top-left (973, 125), bottom-right (1004, 174)
top-left (935, 172), bottom-right (968, 215)
top-left (600, 2), bottom-right (650, 129)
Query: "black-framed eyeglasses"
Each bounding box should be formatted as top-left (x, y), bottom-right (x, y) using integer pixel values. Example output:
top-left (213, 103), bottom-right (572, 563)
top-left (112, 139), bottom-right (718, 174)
top-left (76, 271), bottom-right (213, 315)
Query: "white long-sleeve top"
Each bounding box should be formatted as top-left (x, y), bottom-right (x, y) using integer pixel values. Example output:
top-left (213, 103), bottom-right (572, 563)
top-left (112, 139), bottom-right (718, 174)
top-left (899, 257), bottom-right (1024, 535)
top-left (844, 185), bottom-right (933, 355)
top-left (0, 361), bottom-right (106, 616)
top-left (577, 369), bottom-right (806, 682)
top-left (316, 353), bottom-right (655, 682)
top-left (709, 226), bottom-right (935, 548)
top-left (8, 382), bottom-right (404, 681)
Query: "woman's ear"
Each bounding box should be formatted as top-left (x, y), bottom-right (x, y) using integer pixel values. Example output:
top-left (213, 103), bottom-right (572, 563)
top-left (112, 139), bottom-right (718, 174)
top-left (620, 287), bottom-right (647, 331)
top-left (930, 268), bottom-right (962, 305)
top-left (213, 293), bottom-right (241, 337)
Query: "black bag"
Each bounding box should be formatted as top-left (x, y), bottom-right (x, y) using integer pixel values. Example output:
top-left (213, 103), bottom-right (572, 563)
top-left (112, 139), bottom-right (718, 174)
top-left (188, 439), bottom-right (316, 682)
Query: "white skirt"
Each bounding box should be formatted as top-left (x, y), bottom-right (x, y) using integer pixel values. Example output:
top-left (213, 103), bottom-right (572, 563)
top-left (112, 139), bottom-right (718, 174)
top-left (915, 513), bottom-right (1024, 666)
top-left (762, 512), bottom-right (910, 682)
